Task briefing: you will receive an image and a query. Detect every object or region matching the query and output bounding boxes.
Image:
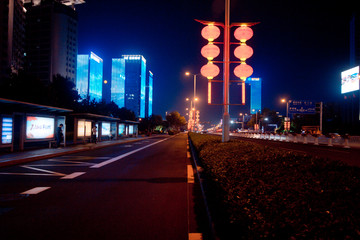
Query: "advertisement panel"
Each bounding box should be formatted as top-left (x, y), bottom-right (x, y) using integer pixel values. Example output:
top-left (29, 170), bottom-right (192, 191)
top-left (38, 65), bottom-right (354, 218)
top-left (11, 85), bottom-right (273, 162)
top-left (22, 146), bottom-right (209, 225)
top-left (102, 122), bottom-right (110, 136)
top-left (2, 117), bottom-right (13, 144)
top-left (118, 124), bottom-right (125, 135)
top-left (341, 66), bottom-right (360, 94)
top-left (26, 116), bottom-right (55, 139)
top-left (129, 125), bottom-right (134, 135)
top-left (77, 120), bottom-right (92, 137)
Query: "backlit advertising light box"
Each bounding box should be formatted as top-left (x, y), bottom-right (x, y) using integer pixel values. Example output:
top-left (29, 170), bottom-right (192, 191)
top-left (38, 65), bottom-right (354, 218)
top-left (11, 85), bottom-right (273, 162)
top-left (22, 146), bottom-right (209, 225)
top-left (102, 122), bottom-right (110, 136)
top-left (341, 66), bottom-right (360, 94)
top-left (2, 117), bottom-right (13, 144)
top-left (26, 116), bottom-right (55, 139)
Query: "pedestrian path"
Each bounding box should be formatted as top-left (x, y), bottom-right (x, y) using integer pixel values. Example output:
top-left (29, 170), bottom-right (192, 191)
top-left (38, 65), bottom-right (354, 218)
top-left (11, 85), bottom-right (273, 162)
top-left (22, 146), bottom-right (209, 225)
top-left (0, 136), bottom-right (146, 168)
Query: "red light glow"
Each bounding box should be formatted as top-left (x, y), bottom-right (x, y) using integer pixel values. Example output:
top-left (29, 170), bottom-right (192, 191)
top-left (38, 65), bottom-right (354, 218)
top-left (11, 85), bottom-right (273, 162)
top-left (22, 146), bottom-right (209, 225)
top-left (201, 44), bottom-right (220, 60)
top-left (201, 25), bottom-right (221, 41)
top-left (201, 63), bottom-right (220, 79)
top-left (234, 26), bottom-right (253, 42)
top-left (234, 45), bottom-right (253, 60)
top-left (234, 63), bottom-right (253, 80)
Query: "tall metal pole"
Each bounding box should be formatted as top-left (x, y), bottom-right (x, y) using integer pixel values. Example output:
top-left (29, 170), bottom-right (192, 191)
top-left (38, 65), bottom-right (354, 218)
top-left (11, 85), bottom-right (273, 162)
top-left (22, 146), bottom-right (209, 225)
top-left (193, 75), bottom-right (197, 131)
top-left (222, 0), bottom-right (230, 142)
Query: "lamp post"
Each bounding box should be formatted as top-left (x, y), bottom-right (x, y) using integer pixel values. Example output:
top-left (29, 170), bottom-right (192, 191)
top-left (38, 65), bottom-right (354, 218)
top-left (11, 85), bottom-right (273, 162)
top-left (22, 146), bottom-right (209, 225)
top-left (185, 72), bottom-right (198, 131)
top-left (281, 98), bottom-right (289, 118)
top-left (240, 113), bottom-right (247, 130)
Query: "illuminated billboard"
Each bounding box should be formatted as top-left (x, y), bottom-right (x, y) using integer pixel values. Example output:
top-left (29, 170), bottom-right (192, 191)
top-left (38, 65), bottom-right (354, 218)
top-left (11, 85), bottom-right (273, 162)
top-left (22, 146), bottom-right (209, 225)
top-left (26, 116), bottom-right (55, 139)
top-left (118, 123), bottom-right (125, 135)
top-left (341, 66), bottom-right (360, 94)
top-left (102, 122), bottom-right (110, 136)
top-left (77, 120), bottom-right (91, 137)
top-left (2, 117), bottom-right (13, 144)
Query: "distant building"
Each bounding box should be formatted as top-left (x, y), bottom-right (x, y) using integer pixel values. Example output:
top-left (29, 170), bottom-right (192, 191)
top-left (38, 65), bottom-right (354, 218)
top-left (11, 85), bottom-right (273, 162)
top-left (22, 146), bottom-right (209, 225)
top-left (76, 52), bottom-right (103, 102)
top-left (246, 77), bottom-right (262, 114)
top-left (0, 0), bottom-right (26, 80)
top-left (24, 0), bottom-right (84, 84)
top-left (111, 58), bottom-right (126, 108)
top-left (145, 71), bottom-right (153, 117)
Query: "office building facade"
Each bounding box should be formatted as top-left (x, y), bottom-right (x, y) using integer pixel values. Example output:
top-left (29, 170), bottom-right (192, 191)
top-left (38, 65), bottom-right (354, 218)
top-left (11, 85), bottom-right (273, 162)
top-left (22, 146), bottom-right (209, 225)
top-left (145, 71), bottom-right (153, 117)
top-left (123, 55), bottom-right (146, 118)
top-left (111, 58), bottom-right (125, 108)
top-left (76, 52), bottom-right (103, 102)
top-left (24, 0), bottom-right (83, 84)
top-left (0, 0), bottom-right (26, 81)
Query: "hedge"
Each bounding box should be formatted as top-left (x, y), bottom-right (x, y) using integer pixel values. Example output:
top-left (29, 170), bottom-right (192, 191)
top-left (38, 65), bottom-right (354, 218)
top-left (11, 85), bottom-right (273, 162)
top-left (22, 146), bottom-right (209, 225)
top-left (189, 133), bottom-right (360, 239)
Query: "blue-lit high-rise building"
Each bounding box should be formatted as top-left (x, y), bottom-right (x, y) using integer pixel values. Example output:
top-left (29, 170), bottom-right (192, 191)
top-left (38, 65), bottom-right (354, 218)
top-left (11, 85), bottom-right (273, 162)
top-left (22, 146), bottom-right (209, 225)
top-left (122, 55), bottom-right (147, 118)
top-left (111, 58), bottom-right (126, 108)
top-left (76, 52), bottom-right (103, 101)
top-left (246, 77), bottom-right (262, 114)
top-left (145, 71), bottom-right (153, 117)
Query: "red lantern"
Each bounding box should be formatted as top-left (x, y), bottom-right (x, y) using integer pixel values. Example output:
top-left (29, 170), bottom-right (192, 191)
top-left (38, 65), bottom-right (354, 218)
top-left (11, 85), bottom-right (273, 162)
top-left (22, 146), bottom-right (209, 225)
top-left (201, 44), bottom-right (220, 60)
top-left (201, 25), bottom-right (220, 41)
top-left (234, 63), bottom-right (253, 79)
top-left (201, 63), bottom-right (220, 79)
top-left (234, 45), bottom-right (253, 60)
top-left (234, 26), bottom-right (253, 42)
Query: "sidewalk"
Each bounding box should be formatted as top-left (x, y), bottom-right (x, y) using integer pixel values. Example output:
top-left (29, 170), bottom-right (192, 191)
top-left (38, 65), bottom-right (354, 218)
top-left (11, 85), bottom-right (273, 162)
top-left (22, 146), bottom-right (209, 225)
top-left (0, 136), bottom-right (147, 168)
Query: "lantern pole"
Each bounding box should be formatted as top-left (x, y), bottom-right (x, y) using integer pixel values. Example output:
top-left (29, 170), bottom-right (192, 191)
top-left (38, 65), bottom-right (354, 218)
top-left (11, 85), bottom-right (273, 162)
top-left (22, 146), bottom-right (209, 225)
top-left (222, 0), bottom-right (230, 142)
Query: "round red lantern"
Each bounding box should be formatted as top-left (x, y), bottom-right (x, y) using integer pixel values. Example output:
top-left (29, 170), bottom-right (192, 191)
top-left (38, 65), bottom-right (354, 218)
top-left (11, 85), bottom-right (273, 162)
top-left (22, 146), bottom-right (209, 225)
top-left (201, 25), bottom-right (221, 41)
top-left (234, 63), bottom-right (253, 79)
top-left (201, 44), bottom-right (220, 60)
top-left (234, 45), bottom-right (253, 60)
top-left (234, 26), bottom-right (253, 42)
top-left (201, 62), bottom-right (220, 79)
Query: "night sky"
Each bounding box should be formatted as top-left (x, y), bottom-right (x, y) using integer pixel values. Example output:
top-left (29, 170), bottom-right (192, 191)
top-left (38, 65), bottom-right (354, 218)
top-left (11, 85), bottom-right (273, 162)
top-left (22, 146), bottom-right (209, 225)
top-left (76, 0), bottom-right (357, 124)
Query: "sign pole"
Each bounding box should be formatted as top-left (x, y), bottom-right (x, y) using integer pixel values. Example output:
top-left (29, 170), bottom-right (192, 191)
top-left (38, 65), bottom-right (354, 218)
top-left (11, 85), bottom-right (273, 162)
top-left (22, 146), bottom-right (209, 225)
top-left (222, 0), bottom-right (230, 142)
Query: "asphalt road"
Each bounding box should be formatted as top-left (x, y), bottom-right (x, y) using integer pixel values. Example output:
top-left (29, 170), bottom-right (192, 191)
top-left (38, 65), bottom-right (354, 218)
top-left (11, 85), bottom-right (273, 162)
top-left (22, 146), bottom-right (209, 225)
top-left (0, 134), bottom-right (207, 240)
top-left (232, 135), bottom-right (360, 167)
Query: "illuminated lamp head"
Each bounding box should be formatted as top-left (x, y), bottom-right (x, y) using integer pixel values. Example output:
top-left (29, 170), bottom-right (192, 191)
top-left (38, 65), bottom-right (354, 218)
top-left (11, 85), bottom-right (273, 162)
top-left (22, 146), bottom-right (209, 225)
top-left (201, 25), bottom-right (221, 42)
top-left (201, 43), bottom-right (220, 60)
top-left (234, 63), bottom-right (253, 80)
top-left (234, 26), bottom-right (253, 43)
top-left (234, 45), bottom-right (253, 61)
top-left (201, 62), bottom-right (220, 79)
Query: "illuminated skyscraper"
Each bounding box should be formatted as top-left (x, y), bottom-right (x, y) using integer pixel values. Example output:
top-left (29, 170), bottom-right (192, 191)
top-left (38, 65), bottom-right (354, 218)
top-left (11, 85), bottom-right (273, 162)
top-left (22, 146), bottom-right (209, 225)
top-left (111, 58), bottom-right (125, 108)
top-left (246, 78), bottom-right (262, 114)
top-left (145, 71), bottom-right (153, 117)
top-left (76, 52), bottom-right (103, 101)
top-left (121, 55), bottom-right (146, 118)
top-left (0, 0), bottom-right (25, 80)
top-left (24, 0), bottom-right (84, 84)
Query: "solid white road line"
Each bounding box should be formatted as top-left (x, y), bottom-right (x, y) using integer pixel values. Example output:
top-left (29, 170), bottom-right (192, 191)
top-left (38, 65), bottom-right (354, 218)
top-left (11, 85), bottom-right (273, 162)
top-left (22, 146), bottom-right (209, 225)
top-left (21, 166), bottom-right (65, 177)
top-left (90, 138), bottom-right (169, 169)
top-left (187, 165), bottom-right (194, 183)
top-left (21, 187), bottom-right (51, 195)
top-left (61, 172), bottom-right (86, 179)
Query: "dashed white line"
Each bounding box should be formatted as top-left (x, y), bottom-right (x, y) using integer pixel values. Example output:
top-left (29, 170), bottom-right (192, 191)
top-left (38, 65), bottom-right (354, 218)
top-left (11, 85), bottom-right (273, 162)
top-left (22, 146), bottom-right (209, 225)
top-left (21, 187), bottom-right (51, 195)
top-left (61, 172), bottom-right (86, 179)
top-left (189, 233), bottom-right (203, 240)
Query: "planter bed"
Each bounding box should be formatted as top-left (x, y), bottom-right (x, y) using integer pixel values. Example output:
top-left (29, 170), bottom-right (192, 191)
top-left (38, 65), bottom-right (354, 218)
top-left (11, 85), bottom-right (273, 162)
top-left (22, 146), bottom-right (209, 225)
top-left (189, 133), bottom-right (360, 239)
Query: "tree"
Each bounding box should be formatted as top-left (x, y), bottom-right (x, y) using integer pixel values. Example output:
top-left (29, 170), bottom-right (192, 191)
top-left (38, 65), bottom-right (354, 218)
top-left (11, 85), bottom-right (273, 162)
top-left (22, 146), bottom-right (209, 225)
top-left (166, 111), bottom-right (187, 131)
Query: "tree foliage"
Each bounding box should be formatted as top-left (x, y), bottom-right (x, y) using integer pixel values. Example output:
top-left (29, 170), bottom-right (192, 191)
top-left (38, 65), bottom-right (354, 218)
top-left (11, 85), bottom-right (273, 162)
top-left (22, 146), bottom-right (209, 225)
top-left (166, 111), bottom-right (187, 131)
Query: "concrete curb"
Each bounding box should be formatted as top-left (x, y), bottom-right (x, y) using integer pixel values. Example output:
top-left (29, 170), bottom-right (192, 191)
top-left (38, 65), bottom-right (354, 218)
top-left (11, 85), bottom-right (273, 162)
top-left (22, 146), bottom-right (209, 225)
top-left (0, 137), bottom-right (149, 168)
top-left (188, 135), bottom-right (219, 240)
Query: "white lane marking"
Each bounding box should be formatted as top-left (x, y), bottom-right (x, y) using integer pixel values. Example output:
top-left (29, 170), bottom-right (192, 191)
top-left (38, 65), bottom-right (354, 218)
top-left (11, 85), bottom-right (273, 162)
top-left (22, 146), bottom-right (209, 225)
top-left (187, 165), bottom-right (194, 183)
top-left (48, 159), bottom-right (95, 166)
top-left (189, 233), bottom-right (203, 240)
top-left (187, 151), bottom-right (191, 159)
top-left (91, 138), bottom-right (170, 169)
top-left (58, 156), bottom-right (110, 159)
top-left (21, 166), bottom-right (65, 177)
top-left (0, 172), bottom-right (56, 176)
top-left (21, 187), bottom-right (50, 195)
top-left (61, 172), bottom-right (86, 179)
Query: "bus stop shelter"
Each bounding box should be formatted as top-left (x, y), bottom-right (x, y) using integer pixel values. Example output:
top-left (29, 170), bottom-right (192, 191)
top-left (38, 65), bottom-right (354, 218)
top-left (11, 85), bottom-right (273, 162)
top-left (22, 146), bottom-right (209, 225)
top-left (0, 98), bottom-right (72, 152)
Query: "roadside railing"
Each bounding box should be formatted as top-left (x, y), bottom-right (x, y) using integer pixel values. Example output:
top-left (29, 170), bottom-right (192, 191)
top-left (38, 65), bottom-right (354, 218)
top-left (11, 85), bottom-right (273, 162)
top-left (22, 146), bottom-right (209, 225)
top-left (232, 132), bottom-right (360, 149)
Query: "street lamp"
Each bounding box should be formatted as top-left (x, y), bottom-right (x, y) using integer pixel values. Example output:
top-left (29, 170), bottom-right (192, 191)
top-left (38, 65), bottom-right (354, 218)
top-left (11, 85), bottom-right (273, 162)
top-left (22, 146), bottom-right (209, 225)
top-left (239, 113), bottom-right (247, 130)
top-left (185, 72), bottom-right (199, 131)
top-left (281, 98), bottom-right (289, 118)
